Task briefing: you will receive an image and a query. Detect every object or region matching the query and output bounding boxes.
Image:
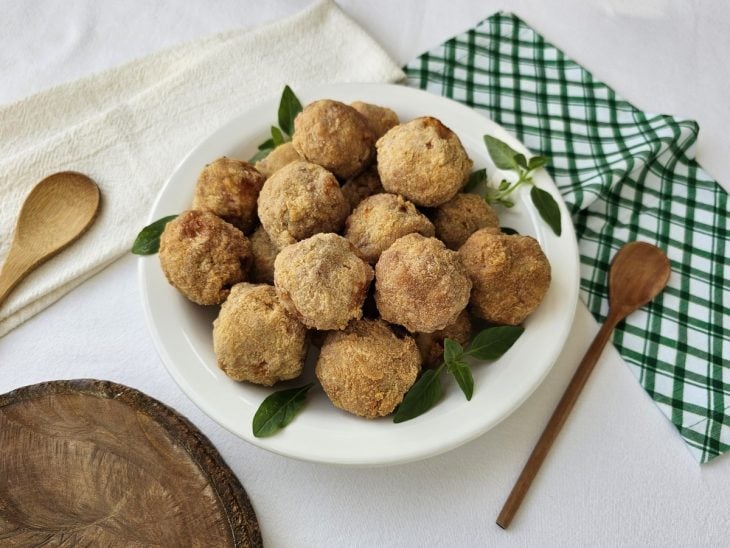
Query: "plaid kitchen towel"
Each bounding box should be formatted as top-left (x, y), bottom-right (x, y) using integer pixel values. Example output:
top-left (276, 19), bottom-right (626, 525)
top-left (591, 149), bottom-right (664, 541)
top-left (405, 13), bottom-right (729, 463)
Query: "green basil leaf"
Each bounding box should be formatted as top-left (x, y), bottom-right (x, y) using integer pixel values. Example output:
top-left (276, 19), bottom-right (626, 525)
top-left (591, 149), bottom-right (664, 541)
top-left (467, 326), bottom-right (525, 360)
top-left (393, 369), bottom-right (443, 423)
top-left (446, 359), bottom-right (474, 400)
top-left (498, 180), bottom-right (511, 191)
top-left (528, 156), bottom-right (548, 171)
top-left (530, 186), bottom-right (562, 236)
top-left (484, 135), bottom-right (520, 170)
top-left (514, 153), bottom-right (528, 169)
top-left (258, 138), bottom-right (275, 151)
top-left (500, 226), bottom-right (519, 235)
top-left (443, 338), bottom-right (464, 363)
top-left (252, 383), bottom-right (313, 437)
top-left (278, 85), bottom-right (303, 137)
top-left (464, 168), bottom-right (487, 193)
top-left (131, 215), bottom-right (178, 255)
top-left (249, 148), bottom-right (273, 163)
top-left (271, 126), bottom-right (286, 147)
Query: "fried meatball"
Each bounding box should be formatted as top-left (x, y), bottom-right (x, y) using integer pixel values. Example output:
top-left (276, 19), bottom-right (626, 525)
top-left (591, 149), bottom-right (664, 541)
top-left (316, 319), bottom-right (420, 418)
top-left (375, 233), bottom-right (471, 333)
top-left (344, 193), bottom-right (435, 264)
top-left (191, 157), bottom-right (265, 234)
top-left (377, 117), bottom-right (472, 207)
top-left (433, 193), bottom-right (500, 250)
top-left (350, 101), bottom-right (400, 139)
top-left (458, 229), bottom-right (551, 325)
top-left (257, 161), bottom-right (349, 249)
top-left (292, 100), bottom-right (375, 179)
top-left (213, 283), bottom-right (307, 386)
top-left (254, 142), bottom-right (300, 178)
top-left (341, 166), bottom-right (384, 210)
top-left (249, 226), bottom-right (278, 284)
top-left (274, 233), bottom-right (374, 330)
top-left (159, 210), bottom-right (251, 305)
top-left (415, 310), bottom-right (472, 368)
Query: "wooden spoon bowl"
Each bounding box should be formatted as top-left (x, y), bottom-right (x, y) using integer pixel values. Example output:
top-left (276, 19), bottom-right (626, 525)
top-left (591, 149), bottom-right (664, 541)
top-left (0, 171), bottom-right (100, 306)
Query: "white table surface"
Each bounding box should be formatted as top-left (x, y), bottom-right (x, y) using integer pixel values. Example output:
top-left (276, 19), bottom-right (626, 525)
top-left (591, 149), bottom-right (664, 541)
top-left (2, 1), bottom-right (728, 546)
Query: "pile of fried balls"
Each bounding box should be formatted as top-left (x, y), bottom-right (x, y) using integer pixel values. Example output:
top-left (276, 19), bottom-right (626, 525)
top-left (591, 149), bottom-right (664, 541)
top-left (159, 99), bottom-right (551, 419)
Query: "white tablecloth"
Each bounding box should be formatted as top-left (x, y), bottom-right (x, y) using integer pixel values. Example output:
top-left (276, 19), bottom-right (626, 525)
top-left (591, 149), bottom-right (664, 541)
top-left (2, 1), bottom-right (728, 545)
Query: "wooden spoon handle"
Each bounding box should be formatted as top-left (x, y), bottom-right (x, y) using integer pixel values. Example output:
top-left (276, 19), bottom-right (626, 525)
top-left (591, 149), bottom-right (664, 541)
top-left (496, 311), bottom-right (622, 529)
top-left (0, 250), bottom-right (33, 308)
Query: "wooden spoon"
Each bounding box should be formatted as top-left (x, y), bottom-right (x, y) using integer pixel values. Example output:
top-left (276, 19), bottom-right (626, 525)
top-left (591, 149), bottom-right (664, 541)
top-left (0, 172), bottom-right (100, 307)
top-left (496, 241), bottom-right (671, 529)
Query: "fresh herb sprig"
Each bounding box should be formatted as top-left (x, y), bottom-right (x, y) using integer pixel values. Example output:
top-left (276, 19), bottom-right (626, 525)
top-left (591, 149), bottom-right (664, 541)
top-left (131, 215), bottom-right (178, 255)
top-left (250, 85), bottom-right (303, 163)
top-left (471, 135), bottom-right (561, 237)
top-left (252, 383), bottom-right (314, 437)
top-left (250, 326), bottom-right (525, 435)
top-left (483, 136), bottom-right (548, 208)
top-left (393, 326), bottom-right (524, 423)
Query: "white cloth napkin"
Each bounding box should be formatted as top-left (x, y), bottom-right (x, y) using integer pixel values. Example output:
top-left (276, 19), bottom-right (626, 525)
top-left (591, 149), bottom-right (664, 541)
top-left (0, 0), bottom-right (404, 337)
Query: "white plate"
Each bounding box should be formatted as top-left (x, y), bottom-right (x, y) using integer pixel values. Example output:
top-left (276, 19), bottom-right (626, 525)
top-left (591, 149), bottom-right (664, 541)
top-left (139, 83), bottom-right (580, 466)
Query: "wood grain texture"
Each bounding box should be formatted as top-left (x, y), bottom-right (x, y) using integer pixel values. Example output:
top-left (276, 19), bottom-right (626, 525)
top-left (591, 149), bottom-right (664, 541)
top-left (496, 241), bottom-right (671, 529)
top-left (0, 379), bottom-right (262, 547)
top-left (0, 171), bottom-right (100, 307)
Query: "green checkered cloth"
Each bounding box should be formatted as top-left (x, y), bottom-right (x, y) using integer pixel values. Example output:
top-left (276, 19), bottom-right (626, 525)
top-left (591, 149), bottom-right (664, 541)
top-left (405, 12), bottom-right (729, 463)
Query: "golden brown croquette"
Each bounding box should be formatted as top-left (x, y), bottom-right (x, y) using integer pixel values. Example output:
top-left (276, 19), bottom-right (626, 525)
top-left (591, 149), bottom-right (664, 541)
top-left (192, 157), bottom-right (265, 234)
top-left (274, 233), bottom-right (374, 330)
top-left (375, 233), bottom-right (471, 333)
top-left (257, 160), bottom-right (349, 249)
top-left (376, 117), bottom-right (472, 207)
top-left (159, 210), bottom-right (251, 305)
top-left (254, 142), bottom-right (301, 178)
top-left (433, 193), bottom-right (500, 250)
top-left (458, 229), bottom-right (551, 325)
top-left (249, 226), bottom-right (278, 285)
top-left (293, 100), bottom-right (375, 179)
top-left (350, 101), bottom-right (400, 139)
top-left (316, 319), bottom-right (420, 418)
top-left (344, 193), bottom-right (435, 264)
top-left (213, 283), bottom-right (307, 386)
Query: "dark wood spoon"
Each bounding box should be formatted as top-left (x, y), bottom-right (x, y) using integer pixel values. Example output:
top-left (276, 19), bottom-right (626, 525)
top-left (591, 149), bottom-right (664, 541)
top-left (497, 241), bottom-right (671, 529)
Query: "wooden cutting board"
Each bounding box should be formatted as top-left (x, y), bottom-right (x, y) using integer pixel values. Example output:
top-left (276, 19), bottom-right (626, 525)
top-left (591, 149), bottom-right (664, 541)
top-left (0, 379), bottom-right (262, 547)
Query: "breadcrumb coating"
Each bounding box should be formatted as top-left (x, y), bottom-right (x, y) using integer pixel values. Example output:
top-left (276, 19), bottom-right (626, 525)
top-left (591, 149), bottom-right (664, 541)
top-left (344, 193), bottom-right (435, 264)
top-left (415, 310), bottom-right (473, 367)
top-left (293, 100), bottom-right (375, 179)
top-left (249, 226), bottom-right (278, 284)
top-left (192, 157), bottom-right (264, 234)
top-left (254, 142), bottom-right (301, 178)
top-left (257, 160), bottom-right (350, 249)
top-left (350, 101), bottom-right (400, 139)
top-left (316, 319), bottom-right (420, 418)
top-left (375, 233), bottom-right (471, 333)
top-left (213, 283), bottom-right (307, 386)
top-left (433, 193), bottom-right (500, 250)
top-left (274, 233), bottom-right (374, 330)
top-left (341, 166), bottom-right (384, 210)
top-left (376, 117), bottom-right (472, 207)
top-left (159, 210), bottom-right (251, 305)
top-left (458, 229), bottom-right (551, 325)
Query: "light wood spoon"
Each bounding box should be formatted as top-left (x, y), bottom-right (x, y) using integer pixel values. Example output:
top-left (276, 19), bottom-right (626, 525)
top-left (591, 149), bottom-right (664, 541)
top-left (0, 172), bottom-right (100, 307)
top-left (497, 241), bottom-right (671, 529)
